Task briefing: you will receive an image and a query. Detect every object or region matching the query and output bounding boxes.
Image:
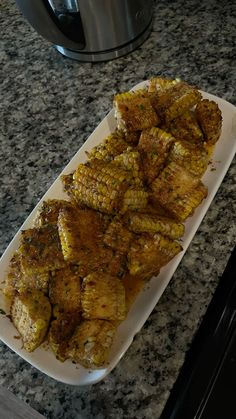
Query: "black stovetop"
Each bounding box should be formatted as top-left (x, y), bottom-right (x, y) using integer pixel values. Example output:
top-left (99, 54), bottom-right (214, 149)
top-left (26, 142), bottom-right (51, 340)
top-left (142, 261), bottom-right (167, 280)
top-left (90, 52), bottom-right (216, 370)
top-left (161, 245), bottom-right (236, 419)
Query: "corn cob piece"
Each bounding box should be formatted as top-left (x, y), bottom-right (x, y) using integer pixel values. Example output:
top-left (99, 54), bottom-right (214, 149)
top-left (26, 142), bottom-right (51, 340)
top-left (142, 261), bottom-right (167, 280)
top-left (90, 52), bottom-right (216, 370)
top-left (114, 147), bottom-right (143, 186)
top-left (123, 130), bottom-right (141, 145)
top-left (168, 140), bottom-right (209, 177)
top-left (148, 77), bottom-right (181, 93)
top-left (67, 319), bottom-right (116, 368)
top-left (57, 207), bottom-right (100, 264)
top-left (120, 187), bottom-right (148, 214)
top-left (49, 266), bottom-right (81, 314)
top-left (4, 252), bottom-right (50, 296)
top-left (72, 161), bottom-right (132, 214)
top-left (138, 127), bottom-right (175, 184)
top-left (19, 224), bottom-right (65, 276)
top-left (127, 212), bottom-right (185, 239)
top-left (87, 131), bottom-right (128, 162)
top-left (172, 183), bottom-right (208, 221)
top-left (151, 162), bottom-right (208, 221)
top-left (195, 99), bottom-right (222, 144)
top-left (34, 199), bottom-right (75, 227)
top-left (167, 110), bottom-right (204, 144)
top-left (103, 218), bottom-right (133, 253)
top-left (57, 207), bottom-right (114, 275)
top-left (113, 89), bottom-right (160, 132)
top-left (49, 312), bottom-right (80, 362)
top-left (127, 233), bottom-right (182, 279)
top-left (81, 273), bottom-right (126, 321)
top-left (10, 290), bottom-right (51, 352)
top-left (103, 218), bottom-right (132, 277)
top-left (152, 82), bottom-right (202, 123)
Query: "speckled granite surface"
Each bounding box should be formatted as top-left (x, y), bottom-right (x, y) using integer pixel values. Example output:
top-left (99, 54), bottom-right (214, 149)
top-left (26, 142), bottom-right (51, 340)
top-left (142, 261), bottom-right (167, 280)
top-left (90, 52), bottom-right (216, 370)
top-left (0, 0), bottom-right (236, 418)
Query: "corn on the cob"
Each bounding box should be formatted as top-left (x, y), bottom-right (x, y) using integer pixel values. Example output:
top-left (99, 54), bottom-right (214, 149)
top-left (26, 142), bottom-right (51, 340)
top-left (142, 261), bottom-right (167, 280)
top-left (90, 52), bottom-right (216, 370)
top-left (20, 272), bottom-right (49, 296)
top-left (127, 212), bottom-right (184, 239)
top-left (127, 233), bottom-right (182, 279)
top-left (19, 224), bottom-right (65, 275)
top-left (81, 273), bottom-right (126, 321)
top-left (114, 147), bottom-right (143, 186)
top-left (113, 89), bottom-right (160, 132)
top-left (49, 312), bottom-right (80, 362)
top-left (151, 162), bottom-right (207, 221)
top-left (153, 82), bottom-right (202, 123)
top-left (167, 110), bottom-right (204, 144)
top-left (138, 127), bottom-right (175, 183)
top-left (195, 99), bottom-right (222, 144)
top-left (34, 199), bottom-right (75, 227)
top-left (120, 187), bottom-right (148, 214)
top-left (168, 140), bottom-right (209, 177)
top-left (10, 290), bottom-right (51, 352)
top-left (72, 161), bottom-right (132, 214)
top-left (67, 319), bottom-right (116, 368)
top-left (87, 131), bottom-right (128, 162)
top-left (171, 183), bottom-right (208, 221)
top-left (148, 77), bottom-right (181, 93)
top-left (103, 218), bottom-right (133, 253)
top-left (49, 266), bottom-right (81, 313)
top-left (57, 207), bottom-right (114, 275)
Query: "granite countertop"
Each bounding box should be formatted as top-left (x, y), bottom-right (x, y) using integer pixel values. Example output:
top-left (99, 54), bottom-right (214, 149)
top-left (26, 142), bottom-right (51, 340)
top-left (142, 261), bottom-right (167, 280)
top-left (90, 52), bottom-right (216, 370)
top-left (0, 0), bottom-right (236, 418)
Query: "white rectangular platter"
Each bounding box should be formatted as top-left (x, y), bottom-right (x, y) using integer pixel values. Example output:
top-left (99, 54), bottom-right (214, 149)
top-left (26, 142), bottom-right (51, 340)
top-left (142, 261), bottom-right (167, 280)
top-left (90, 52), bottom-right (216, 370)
top-left (0, 80), bottom-right (236, 385)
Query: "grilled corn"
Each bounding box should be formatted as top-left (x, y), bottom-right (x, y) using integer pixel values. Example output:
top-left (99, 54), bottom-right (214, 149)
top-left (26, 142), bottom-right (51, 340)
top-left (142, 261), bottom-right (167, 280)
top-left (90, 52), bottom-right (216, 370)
top-left (121, 187), bottom-right (148, 214)
top-left (138, 127), bottom-right (175, 183)
top-left (195, 99), bottom-right (222, 144)
top-left (49, 312), bottom-right (80, 362)
top-left (34, 199), bottom-right (74, 227)
top-left (148, 77), bottom-right (181, 93)
top-left (168, 140), bottom-right (209, 177)
top-left (167, 110), bottom-right (204, 144)
top-left (19, 224), bottom-right (65, 275)
top-left (72, 161), bottom-right (132, 214)
top-left (81, 273), bottom-right (126, 321)
top-left (103, 218), bottom-right (133, 253)
top-left (127, 212), bottom-right (184, 239)
top-left (49, 266), bottom-right (81, 314)
top-left (153, 82), bottom-right (202, 123)
top-left (127, 233), bottom-right (182, 279)
top-left (87, 131), bottom-right (128, 162)
top-left (57, 207), bottom-right (114, 275)
top-left (10, 290), bottom-right (51, 352)
top-left (67, 319), bottom-right (116, 368)
top-left (151, 162), bottom-right (207, 221)
top-left (114, 89), bottom-right (160, 132)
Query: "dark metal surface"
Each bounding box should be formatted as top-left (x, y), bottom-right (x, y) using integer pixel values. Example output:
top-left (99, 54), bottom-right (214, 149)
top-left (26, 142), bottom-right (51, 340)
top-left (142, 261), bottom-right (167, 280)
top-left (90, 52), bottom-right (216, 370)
top-left (161, 245), bottom-right (236, 419)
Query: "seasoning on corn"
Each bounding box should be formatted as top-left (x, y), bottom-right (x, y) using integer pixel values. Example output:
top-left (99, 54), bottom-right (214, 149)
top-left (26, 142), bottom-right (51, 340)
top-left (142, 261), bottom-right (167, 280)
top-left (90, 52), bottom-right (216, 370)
top-left (151, 162), bottom-right (208, 221)
top-left (114, 89), bottom-right (160, 132)
top-left (127, 212), bottom-right (185, 240)
top-left (195, 99), bottom-right (222, 144)
top-left (138, 127), bottom-right (175, 184)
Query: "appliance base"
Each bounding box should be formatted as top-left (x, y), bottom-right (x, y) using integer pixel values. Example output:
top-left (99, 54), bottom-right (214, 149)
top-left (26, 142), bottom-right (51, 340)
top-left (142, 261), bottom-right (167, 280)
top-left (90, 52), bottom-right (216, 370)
top-left (54, 21), bottom-right (152, 62)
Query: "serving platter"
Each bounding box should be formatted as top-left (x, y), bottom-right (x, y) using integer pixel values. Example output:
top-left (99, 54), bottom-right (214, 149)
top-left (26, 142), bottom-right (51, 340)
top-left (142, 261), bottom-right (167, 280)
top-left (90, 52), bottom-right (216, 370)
top-left (0, 81), bottom-right (236, 385)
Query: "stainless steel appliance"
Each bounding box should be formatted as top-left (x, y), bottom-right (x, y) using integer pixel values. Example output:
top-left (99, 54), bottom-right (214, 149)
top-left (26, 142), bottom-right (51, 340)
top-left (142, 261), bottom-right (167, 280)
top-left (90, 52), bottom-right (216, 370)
top-left (15, 0), bottom-right (154, 61)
